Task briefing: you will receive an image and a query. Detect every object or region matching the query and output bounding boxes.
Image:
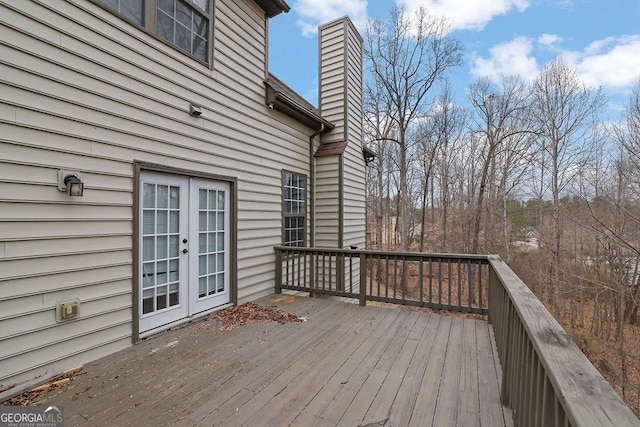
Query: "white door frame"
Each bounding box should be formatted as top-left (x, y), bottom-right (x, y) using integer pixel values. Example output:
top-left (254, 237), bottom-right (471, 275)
top-left (137, 170), bottom-right (233, 335)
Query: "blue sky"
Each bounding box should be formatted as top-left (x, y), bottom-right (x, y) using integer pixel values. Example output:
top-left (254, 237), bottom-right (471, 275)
top-left (268, 0), bottom-right (640, 117)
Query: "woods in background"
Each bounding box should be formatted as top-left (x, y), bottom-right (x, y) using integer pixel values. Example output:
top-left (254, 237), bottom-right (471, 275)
top-left (363, 6), bottom-right (640, 411)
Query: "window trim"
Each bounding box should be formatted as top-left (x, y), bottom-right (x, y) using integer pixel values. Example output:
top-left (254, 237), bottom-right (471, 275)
top-left (92, 0), bottom-right (215, 66)
top-left (282, 170), bottom-right (307, 247)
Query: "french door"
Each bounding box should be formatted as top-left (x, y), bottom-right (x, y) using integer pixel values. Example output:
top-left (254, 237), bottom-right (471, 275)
top-left (139, 172), bottom-right (230, 333)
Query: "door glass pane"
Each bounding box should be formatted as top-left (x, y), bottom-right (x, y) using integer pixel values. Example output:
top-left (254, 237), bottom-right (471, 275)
top-left (217, 273), bottom-right (224, 292)
top-left (199, 277), bottom-right (207, 298)
top-left (217, 232), bottom-right (224, 252)
top-left (143, 184), bottom-right (155, 208)
top-left (208, 190), bottom-right (217, 210)
top-left (217, 191), bottom-right (225, 210)
top-left (208, 232), bottom-right (216, 252)
top-left (157, 211), bottom-right (168, 234)
top-left (199, 188), bottom-right (207, 209)
top-left (208, 275), bottom-right (216, 295)
top-left (170, 186), bottom-right (180, 209)
top-left (143, 262), bottom-right (155, 287)
top-left (143, 211), bottom-right (155, 234)
top-left (199, 255), bottom-right (206, 275)
top-left (143, 236), bottom-right (155, 261)
top-left (208, 212), bottom-right (216, 231)
top-left (156, 285), bottom-right (168, 310)
top-left (169, 259), bottom-right (179, 282)
top-left (169, 283), bottom-right (179, 307)
top-left (199, 233), bottom-right (207, 253)
top-left (143, 289), bottom-right (154, 314)
top-left (157, 186), bottom-right (168, 208)
top-left (199, 211), bottom-right (207, 231)
top-left (208, 254), bottom-right (216, 273)
top-left (169, 235), bottom-right (179, 257)
top-left (170, 211), bottom-right (179, 233)
top-left (217, 212), bottom-right (224, 230)
top-left (217, 253), bottom-right (224, 273)
top-left (157, 261), bottom-right (168, 284)
top-left (157, 236), bottom-right (168, 259)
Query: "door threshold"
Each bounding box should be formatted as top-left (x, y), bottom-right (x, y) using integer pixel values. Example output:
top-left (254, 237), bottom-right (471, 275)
top-left (139, 302), bottom-right (234, 339)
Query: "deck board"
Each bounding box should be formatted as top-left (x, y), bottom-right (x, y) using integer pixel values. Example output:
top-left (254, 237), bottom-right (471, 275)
top-left (40, 295), bottom-right (512, 427)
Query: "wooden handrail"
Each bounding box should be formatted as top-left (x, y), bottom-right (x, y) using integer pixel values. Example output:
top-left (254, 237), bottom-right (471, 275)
top-left (488, 255), bottom-right (639, 426)
top-left (274, 246), bottom-right (640, 426)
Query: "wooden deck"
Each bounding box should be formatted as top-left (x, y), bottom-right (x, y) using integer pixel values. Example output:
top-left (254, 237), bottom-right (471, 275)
top-left (42, 295), bottom-right (513, 426)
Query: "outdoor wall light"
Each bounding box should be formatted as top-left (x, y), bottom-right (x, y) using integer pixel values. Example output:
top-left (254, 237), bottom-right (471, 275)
top-left (64, 174), bottom-right (84, 196)
top-left (57, 170), bottom-right (84, 197)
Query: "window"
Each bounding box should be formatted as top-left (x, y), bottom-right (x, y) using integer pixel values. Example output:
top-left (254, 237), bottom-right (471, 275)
top-left (96, 0), bottom-right (212, 63)
top-left (283, 171), bottom-right (306, 247)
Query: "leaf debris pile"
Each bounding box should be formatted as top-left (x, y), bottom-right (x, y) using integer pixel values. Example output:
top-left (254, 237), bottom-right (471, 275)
top-left (209, 302), bottom-right (303, 331)
top-left (1, 368), bottom-right (82, 406)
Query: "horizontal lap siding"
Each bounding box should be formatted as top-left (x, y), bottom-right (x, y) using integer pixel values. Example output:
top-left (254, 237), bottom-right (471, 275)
top-left (343, 27), bottom-right (365, 250)
top-left (315, 157), bottom-right (339, 248)
top-left (319, 21), bottom-right (345, 144)
top-left (0, 0), bottom-right (311, 384)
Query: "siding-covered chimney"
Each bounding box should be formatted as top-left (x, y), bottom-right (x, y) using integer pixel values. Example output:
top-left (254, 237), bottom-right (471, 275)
top-left (315, 16), bottom-right (365, 273)
top-left (319, 17), bottom-right (363, 146)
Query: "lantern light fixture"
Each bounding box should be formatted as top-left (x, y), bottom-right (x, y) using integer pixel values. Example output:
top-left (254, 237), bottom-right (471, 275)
top-left (57, 170), bottom-right (84, 197)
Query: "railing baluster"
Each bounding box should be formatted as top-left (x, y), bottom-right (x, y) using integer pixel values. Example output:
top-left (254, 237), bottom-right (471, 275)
top-left (359, 251), bottom-right (366, 306)
top-left (438, 259), bottom-right (442, 310)
top-left (429, 258), bottom-right (433, 307)
top-left (478, 260), bottom-right (483, 310)
top-left (275, 249), bottom-right (282, 294)
top-left (467, 259), bottom-right (472, 312)
top-left (385, 255), bottom-right (390, 299)
top-left (419, 260), bottom-right (424, 306)
top-left (457, 259), bottom-right (462, 311)
top-left (401, 256), bottom-right (407, 303)
top-left (447, 259), bottom-right (452, 311)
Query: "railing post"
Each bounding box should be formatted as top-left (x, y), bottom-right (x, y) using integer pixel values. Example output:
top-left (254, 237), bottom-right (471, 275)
top-left (275, 248), bottom-right (282, 294)
top-left (359, 251), bottom-right (366, 306)
top-left (337, 253), bottom-right (345, 292)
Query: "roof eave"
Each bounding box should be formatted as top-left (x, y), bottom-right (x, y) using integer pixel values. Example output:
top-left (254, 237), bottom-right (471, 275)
top-left (265, 84), bottom-right (335, 131)
top-left (254, 0), bottom-right (290, 18)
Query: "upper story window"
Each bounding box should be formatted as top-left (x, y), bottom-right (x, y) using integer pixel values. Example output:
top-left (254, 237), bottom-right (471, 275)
top-left (96, 0), bottom-right (212, 63)
top-left (283, 171), bottom-right (306, 247)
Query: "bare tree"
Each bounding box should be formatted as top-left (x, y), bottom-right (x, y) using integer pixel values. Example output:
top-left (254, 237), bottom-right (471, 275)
top-left (363, 6), bottom-right (462, 250)
top-left (467, 76), bottom-right (534, 255)
top-left (531, 58), bottom-right (606, 316)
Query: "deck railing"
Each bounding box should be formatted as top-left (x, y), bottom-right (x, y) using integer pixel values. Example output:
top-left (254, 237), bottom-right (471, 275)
top-left (274, 246), bottom-right (640, 426)
top-left (274, 246), bottom-right (489, 314)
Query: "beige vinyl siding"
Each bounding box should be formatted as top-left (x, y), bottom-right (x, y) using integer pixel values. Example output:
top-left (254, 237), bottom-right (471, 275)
top-left (319, 20), bottom-right (346, 144)
top-left (0, 0), bottom-right (312, 385)
top-left (314, 156), bottom-right (340, 248)
top-left (342, 23), bottom-right (365, 251)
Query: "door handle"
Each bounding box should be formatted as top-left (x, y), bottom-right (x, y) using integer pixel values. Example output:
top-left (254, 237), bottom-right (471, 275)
top-left (182, 248), bottom-right (189, 254)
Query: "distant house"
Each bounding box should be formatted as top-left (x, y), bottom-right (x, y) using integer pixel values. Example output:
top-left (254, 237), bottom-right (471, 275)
top-left (0, 0), bottom-right (367, 386)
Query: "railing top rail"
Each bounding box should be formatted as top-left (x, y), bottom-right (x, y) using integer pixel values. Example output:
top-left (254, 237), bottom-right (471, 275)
top-left (487, 255), bottom-right (640, 426)
top-left (274, 246), bottom-right (491, 262)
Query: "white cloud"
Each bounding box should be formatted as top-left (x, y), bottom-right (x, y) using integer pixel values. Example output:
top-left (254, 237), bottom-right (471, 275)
top-left (471, 36), bottom-right (539, 81)
top-left (538, 33), bottom-right (562, 48)
top-left (395, 0), bottom-right (530, 32)
top-left (293, 0), bottom-right (368, 37)
top-left (471, 34), bottom-right (640, 92)
top-left (574, 35), bottom-right (640, 89)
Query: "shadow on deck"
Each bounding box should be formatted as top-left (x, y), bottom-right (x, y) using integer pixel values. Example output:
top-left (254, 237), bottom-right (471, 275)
top-left (43, 295), bottom-right (511, 426)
